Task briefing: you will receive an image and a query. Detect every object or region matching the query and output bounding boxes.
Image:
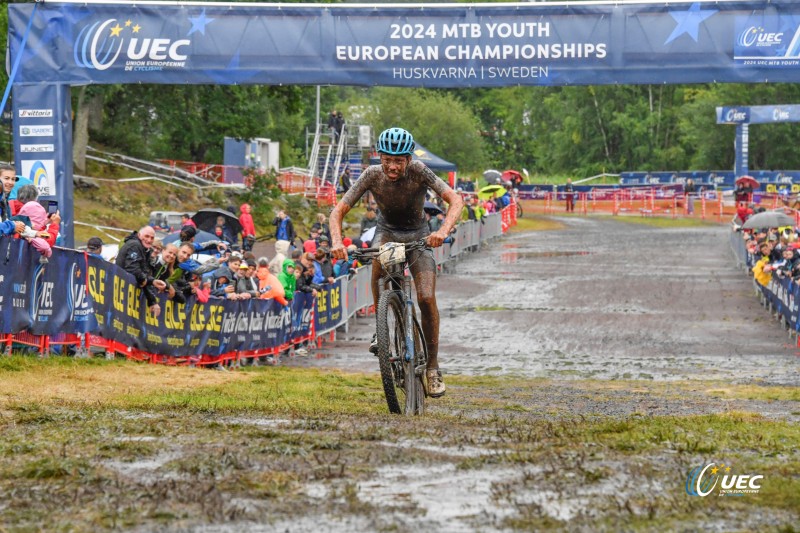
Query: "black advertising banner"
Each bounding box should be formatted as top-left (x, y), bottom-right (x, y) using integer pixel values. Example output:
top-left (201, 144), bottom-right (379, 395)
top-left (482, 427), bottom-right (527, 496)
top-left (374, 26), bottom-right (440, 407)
top-left (314, 278), bottom-right (345, 334)
top-left (0, 245), bottom-right (318, 357)
top-left (0, 238), bottom-right (35, 333)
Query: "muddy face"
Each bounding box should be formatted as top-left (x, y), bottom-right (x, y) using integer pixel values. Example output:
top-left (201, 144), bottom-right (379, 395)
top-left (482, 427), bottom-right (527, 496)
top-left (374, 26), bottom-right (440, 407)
top-left (380, 154), bottom-right (410, 181)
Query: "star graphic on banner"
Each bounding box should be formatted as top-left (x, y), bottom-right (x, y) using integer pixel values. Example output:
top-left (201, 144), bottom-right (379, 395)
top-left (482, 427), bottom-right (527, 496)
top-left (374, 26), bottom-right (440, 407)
top-left (133, 24), bottom-right (142, 34)
top-left (125, 20), bottom-right (132, 27)
top-left (188, 9), bottom-right (215, 36)
top-left (664, 2), bottom-right (717, 45)
top-left (110, 23), bottom-right (123, 38)
top-left (710, 466), bottom-right (719, 475)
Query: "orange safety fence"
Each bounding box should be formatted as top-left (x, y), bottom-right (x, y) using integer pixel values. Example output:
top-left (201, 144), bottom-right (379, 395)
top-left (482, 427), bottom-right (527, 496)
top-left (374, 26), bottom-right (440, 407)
top-left (516, 187), bottom-right (762, 222)
top-left (159, 159), bottom-right (246, 185)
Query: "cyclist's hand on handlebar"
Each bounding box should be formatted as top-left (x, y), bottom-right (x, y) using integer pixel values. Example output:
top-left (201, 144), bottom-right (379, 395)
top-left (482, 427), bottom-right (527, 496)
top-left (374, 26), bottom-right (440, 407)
top-left (330, 242), bottom-right (347, 260)
top-left (426, 230), bottom-right (449, 248)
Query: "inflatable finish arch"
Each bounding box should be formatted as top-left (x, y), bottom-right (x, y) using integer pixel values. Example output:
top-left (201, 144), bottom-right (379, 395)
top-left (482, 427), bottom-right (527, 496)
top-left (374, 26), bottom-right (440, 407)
top-left (8, 0), bottom-right (800, 245)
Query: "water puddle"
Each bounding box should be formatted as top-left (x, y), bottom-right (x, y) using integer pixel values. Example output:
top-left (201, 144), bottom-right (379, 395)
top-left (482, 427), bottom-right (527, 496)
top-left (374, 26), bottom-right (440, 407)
top-left (102, 450), bottom-right (182, 483)
top-left (356, 464), bottom-right (519, 529)
top-left (501, 250), bottom-right (593, 263)
top-left (224, 417), bottom-right (294, 429)
top-left (377, 437), bottom-right (501, 459)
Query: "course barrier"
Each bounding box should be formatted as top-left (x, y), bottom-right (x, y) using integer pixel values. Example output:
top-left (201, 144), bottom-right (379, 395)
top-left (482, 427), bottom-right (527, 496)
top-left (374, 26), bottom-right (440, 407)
top-left (729, 230), bottom-right (800, 345)
top-left (0, 210), bottom-right (511, 365)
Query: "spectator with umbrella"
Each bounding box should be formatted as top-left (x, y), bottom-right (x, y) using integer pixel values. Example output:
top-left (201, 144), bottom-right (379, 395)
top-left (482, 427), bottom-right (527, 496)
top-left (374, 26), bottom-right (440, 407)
top-left (191, 208), bottom-right (242, 245)
top-left (424, 201), bottom-right (445, 232)
top-left (734, 175), bottom-right (759, 204)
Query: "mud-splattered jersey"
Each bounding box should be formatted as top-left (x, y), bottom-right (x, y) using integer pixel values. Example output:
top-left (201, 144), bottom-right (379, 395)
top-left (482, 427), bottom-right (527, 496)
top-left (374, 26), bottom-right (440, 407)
top-left (340, 161), bottom-right (448, 233)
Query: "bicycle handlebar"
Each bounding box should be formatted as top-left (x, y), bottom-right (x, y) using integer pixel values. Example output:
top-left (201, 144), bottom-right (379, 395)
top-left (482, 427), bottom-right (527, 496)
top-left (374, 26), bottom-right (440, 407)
top-left (350, 236), bottom-right (453, 258)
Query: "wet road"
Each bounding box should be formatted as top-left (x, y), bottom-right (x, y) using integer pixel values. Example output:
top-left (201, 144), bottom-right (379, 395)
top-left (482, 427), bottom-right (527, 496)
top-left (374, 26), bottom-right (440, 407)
top-left (288, 217), bottom-right (800, 386)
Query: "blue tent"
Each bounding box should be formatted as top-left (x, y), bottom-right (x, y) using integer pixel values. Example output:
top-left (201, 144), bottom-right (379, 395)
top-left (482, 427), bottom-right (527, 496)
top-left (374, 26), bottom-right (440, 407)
top-left (370, 143), bottom-right (457, 172)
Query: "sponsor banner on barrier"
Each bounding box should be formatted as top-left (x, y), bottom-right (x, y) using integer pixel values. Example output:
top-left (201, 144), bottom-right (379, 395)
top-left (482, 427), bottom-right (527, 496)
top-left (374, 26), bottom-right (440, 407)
top-left (0, 238), bottom-right (35, 334)
top-left (29, 249), bottom-right (96, 335)
top-left (315, 278), bottom-right (344, 334)
top-left (2, 218), bottom-right (502, 356)
top-left (1, 242), bottom-right (316, 357)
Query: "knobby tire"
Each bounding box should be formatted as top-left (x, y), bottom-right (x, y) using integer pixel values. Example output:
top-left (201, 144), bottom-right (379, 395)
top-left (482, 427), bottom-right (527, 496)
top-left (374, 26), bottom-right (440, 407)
top-left (376, 290), bottom-right (413, 415)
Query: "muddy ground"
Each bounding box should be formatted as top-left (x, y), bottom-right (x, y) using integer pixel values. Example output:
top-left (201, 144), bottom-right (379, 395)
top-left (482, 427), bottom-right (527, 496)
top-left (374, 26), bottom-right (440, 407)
top-left (2, 216), bottom-right (799, 532)
top-left (298, 216), bottom-right (800, 385)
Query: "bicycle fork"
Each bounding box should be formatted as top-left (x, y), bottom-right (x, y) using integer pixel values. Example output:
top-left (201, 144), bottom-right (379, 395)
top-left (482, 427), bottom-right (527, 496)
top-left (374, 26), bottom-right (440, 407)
top-left (401, 277), bottom-right (413, 364)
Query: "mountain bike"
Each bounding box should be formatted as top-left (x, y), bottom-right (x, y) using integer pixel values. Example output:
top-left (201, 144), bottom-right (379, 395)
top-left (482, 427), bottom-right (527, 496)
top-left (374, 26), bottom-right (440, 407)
top-left (351, 239), bottom-right (437, 415)
top-left (511, 188), bottom-right (523, 218)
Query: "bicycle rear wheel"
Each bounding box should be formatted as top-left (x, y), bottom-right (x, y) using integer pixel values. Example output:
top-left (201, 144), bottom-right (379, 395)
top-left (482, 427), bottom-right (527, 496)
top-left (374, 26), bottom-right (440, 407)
top-left (376, 290), bottom-right (413, 415)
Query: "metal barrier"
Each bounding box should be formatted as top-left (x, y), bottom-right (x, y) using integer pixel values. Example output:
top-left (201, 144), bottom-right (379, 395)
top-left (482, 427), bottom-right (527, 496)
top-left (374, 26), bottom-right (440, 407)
top-left (280, 212), bottom-right (505, 339)
top-left (729, 229), bottom-right (800, 346)
top-left (2, 211), bottom-right (509, 363)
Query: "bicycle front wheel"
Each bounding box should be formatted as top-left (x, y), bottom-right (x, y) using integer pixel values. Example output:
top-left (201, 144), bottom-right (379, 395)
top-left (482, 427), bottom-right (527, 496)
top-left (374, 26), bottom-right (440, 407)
top-left (376, 290), bottom-right (414, 415)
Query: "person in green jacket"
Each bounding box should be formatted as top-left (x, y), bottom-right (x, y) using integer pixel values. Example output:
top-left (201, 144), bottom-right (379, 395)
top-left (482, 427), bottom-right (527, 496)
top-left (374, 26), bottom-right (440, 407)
top-left (278, 258), bottom-right (297, 300)
top-left (462, 195), bottom-right (485, 222)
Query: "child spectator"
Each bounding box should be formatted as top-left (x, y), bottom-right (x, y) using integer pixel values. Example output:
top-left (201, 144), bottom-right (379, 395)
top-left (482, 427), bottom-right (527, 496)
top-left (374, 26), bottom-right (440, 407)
top-left (278, 258), bottom-right (297, 301)
top-left (269, 240), bottom-right (290, 275)
top-left (256, 257), bottom-right (288, 305)
top-left (17, 201), bottom-right (53, 263)
top-left (189, 273), bottom-right (211, 303)
top-left (239, 203), bottom-right (256, 251)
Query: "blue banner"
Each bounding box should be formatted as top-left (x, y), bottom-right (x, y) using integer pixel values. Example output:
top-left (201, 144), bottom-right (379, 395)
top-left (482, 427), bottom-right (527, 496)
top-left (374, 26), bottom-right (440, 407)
top-left (0, 239), bottom-right (315, 357)
top-left (12, 84), bottom-right (74, 247)
top-left (10, 1), bottom-right (800, 87)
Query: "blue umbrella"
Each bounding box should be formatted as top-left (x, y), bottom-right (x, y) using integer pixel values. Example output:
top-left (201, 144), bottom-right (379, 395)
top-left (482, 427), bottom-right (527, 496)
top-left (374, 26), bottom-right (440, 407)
top-left (162, 229), bottom-right (219, 245)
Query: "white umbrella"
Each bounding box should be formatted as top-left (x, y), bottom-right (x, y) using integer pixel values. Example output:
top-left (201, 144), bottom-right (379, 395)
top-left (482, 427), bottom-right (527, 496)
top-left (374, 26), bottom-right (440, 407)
top-left (361, 226), bottom-right (376, 243)
top-left (483, 169), bottom-right (502, 182)
top-left (742, 210), bottom-right (796, 229)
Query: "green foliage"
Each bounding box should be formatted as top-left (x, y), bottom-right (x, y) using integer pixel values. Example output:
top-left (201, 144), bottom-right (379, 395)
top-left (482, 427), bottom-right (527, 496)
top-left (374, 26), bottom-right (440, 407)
top-left (241, 167), bottom-right (282, 226)
top-left (349, 87), bottom-right (489, 172)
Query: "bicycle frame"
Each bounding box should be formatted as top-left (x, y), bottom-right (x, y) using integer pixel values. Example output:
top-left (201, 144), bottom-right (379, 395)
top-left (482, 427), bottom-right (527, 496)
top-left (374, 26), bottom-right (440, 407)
top-left (379, 264), bottom-right (416, 365)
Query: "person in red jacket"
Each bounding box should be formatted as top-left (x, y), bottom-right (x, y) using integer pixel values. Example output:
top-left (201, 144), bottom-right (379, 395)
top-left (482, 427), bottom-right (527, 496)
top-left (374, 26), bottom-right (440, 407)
top-left (239, 203), bottom-right (256, 251)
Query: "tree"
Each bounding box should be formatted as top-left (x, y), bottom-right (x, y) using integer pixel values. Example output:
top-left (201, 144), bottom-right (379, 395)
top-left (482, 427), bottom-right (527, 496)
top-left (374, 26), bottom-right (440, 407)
top-left (350, 87), bottom-right (488, 172)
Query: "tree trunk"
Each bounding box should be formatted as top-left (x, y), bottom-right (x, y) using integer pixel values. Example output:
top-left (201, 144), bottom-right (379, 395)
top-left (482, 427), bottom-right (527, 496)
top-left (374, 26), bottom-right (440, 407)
top-left (590, 87), bottom-right (612, 166)
top-left (72, 86), bottom-right (89, 173)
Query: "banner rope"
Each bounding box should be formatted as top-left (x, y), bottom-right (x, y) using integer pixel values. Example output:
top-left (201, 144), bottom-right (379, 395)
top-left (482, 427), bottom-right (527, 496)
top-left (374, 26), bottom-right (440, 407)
top-left (0, 2), bottom-right (39, 129)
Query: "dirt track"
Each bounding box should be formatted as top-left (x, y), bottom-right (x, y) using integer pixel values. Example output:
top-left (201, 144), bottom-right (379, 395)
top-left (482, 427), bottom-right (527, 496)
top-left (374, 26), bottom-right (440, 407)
top-left (3, 217), bottom-right (798, 532)
top-left (291, 216), bottom-right (800, 386)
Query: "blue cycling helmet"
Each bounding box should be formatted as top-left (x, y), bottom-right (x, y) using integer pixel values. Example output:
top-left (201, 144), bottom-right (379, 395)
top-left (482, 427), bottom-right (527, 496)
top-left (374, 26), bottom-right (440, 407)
top-left (376, 127), bottom-right (415, 156)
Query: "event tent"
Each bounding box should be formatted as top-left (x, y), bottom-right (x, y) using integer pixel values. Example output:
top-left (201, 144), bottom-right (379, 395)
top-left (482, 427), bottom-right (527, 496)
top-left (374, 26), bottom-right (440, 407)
top-left (370, 143), bottom-right (457, 172)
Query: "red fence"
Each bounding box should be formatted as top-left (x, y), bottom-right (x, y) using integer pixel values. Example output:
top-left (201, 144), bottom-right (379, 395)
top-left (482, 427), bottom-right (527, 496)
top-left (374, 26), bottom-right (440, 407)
top-left (2, 322), bottom-right (316, 368)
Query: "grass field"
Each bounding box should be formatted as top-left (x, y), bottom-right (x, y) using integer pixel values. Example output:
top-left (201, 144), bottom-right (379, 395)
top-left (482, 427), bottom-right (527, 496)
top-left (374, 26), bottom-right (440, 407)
top-left (1, 357), bottom-right (798, 531)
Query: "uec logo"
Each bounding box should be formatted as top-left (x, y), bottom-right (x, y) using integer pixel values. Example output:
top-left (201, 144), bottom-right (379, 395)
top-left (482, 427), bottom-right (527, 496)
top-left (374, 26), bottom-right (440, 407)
top-left (686, 463), bottom-right (763, 497)
top-left (74, 18), bottom-right (190, 71)
top-left (725, 109), bottom-right (747, 122)
top-left (738, 26), bottom-right (784, 47)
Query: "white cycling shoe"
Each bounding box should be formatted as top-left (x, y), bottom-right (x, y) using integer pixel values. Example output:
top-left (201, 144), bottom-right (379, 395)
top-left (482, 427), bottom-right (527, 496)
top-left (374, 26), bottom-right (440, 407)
top-left (426, 368), bottom-right (446, 398)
